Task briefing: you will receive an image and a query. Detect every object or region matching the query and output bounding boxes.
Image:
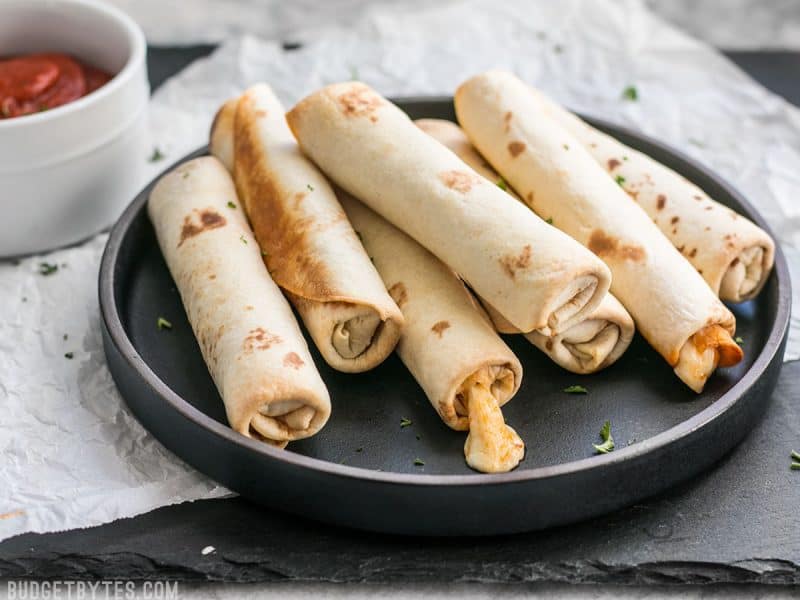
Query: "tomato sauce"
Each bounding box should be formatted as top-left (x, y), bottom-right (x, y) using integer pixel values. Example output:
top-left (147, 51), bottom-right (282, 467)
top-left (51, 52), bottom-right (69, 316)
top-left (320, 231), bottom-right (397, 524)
top-left (0, 53), bottom-right (112, 119)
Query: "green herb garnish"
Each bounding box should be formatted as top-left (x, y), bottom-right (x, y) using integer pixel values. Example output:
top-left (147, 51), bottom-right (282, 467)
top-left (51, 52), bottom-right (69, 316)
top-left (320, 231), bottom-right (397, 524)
top-left (413, 458), bottom-right (425, 466)
top-left (38, 262), bottom-right (58, 276)
top-left (349, 65), bottom-right (360, 81)
top-left (563, 385), bottom-right (587, 394)
top-left (735, 336), bottom-right (743, 344)
top-left (563, 144), bottom-right (569, 150)
top-left (355, 447), bottom-right (363, 453)
top-left (240, 235), bottom-right (248, 244)
top-left (615, 175), bottom-right (626, 186)
top-left (622, 86), bottom-right (638, 101)
top-left (497, 177), bottom-right (508, 191)
top-left (64, 352), bottom-right (74, 360)
top-left (400, 417), bottom-right (412, 428)
top-left (157, 317), bottom-right (173, 330)
top-left (546, 217), bottom-right (554, 225)
top-left (415, 434), bottom-right (421, 441)
top-left (593, 420), bottom-right (615, 454)
top-left (227, 201), bottom-right (237, 209)
top-left (63, 334), bottom-right (68, 341)
top-left (553, 44), bottom-right (564, 54)
top-left (307, 184), bottom-right (314, 192)
top-left (792, 450), bottom-right (800, 462)
top-left (148, 147), bottom-right (165, 162)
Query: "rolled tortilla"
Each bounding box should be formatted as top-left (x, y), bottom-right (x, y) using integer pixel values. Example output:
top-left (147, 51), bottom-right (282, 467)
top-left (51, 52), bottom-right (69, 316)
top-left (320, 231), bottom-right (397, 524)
top-left (148, 156), bottom-right (331, 446)
top-left (210, 84), bottom-right (404, 373)
top-left (417, 118), bottom-right (635, 374)
top-left (456, 71), bottom-right (743, 392)
top-left (524, 88), bottom-right (775, 303)
top-left (341, 193), bottom-right (524, 473)
top-left (286, 82), bottom-right (612, 335)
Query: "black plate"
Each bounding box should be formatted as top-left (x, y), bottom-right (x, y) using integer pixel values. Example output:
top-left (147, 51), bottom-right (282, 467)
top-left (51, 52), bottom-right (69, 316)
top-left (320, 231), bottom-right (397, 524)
top-left (100, 98), bottom-right (790, 536)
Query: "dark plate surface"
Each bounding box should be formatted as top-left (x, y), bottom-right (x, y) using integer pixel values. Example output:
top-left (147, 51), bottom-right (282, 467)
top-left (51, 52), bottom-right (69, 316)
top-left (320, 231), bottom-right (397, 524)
top-left (99, 98), bottom-right (790, 536)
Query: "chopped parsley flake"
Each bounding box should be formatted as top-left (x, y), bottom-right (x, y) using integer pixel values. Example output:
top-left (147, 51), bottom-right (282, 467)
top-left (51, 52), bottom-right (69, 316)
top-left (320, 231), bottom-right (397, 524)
top-left (546, 217), bottom-right (554, 225)
top-left (497, 177), bottom-right (508, 191)
top-left (355, 447), bottom-right (363, 453)
top-left (63, 334), bottom-right (68, 341)
top-left (792, 462), bottom-right (800, 471)
top-left (148, 147), bottom-right (165, 162)
top-left (261, 249), bottom-right (268, 257)
top-left (563, 144), bottom-right (570, 150)
top-left (227, 201), bottom-right (237, 209)
top-left (240, 235), bottom-right (248, 244)
top-left (415, 434), bottom-right (421, 441)
top-left (38, 262), bottom-right (58, 276)
top-left (400, 417), bottom-right (412, 428)
top-left (622, 86), bottom-right (638, 101)
top-left (307, 184), bottom-right (314, 191)
top-left (64, 352), bottom-right (74, 360)
top-left (593, 420), bottom-right (615, 454)
top-left (615, 175), bottom-right (626, 186)
top-left (413, 458), bottom-right (425, 466)
top-left (157, 317), bottom-right (173, 330)
top-left (349, 65), bottom-right (360, 81)
top-left (792, 450), bottom-right (800, 462)
top-left (623, 156), bottom-right (629, 161)
top-left (563, 385), bottom-right (587, 394)
top-left (553, 44), bottom-right (564, 54)
top-left (735, 336), bottom-right (744, 344)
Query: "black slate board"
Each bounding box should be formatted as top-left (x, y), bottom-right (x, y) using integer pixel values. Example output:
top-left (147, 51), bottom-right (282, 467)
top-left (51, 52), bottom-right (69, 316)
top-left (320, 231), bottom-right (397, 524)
top-left (1, 47), bottom-right (799, 583)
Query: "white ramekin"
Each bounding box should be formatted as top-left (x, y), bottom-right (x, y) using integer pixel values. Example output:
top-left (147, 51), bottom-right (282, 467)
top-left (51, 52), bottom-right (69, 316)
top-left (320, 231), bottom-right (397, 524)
top-left (0, 0), bottom-right (149, 257)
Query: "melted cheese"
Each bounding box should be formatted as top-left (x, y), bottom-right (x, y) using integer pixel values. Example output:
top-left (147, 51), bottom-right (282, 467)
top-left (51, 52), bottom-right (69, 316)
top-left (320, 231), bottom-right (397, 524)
top-left (462, 369), bottom-right (524, 473)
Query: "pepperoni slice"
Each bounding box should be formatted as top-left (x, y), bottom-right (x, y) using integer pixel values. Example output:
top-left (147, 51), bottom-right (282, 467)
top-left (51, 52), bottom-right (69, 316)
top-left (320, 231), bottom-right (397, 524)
top-left (0, 55), bottom-right (59, 101)
top-left (0, 53), bottom-right (112, 119)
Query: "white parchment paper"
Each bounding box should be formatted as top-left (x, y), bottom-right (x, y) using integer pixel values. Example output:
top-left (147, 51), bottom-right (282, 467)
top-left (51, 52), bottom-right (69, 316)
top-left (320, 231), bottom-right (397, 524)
top-left (1, 0), bottom-right (799, 542)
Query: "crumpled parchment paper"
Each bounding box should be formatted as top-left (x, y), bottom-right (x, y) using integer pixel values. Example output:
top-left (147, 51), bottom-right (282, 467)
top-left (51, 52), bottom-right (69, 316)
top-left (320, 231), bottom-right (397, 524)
top-left (1, 0), bottom-right (798, 542)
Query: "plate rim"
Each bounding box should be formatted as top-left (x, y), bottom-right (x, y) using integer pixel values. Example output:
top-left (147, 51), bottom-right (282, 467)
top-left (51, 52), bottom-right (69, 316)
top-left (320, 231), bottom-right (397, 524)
top-left (99, 97), bottom-right (791, 488)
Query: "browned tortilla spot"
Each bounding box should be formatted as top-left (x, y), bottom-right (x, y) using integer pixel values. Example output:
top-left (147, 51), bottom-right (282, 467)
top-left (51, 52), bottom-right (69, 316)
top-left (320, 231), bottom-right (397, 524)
top-left (607, 158), bottom-right (621, 170)
top-left (694, 195), bottom-right (703, 201)
top-left (698, 268), bottom-right (704, 274)
top-left (245, 305), bottom-right (254, 310)
top-left (431, 320), bottom-right (451, 338)
top-left (689, 248), bottom-right (698, 258)
top-left (337, 85), bottom-right (383, 120)
top-left (588, 230), bottom-right (645, 262)
top-left (504, 111), bottom-right (512, 132)
top-left (500, 244), bottom-right (533, 279)
top-left (656, 194), bottom-right (667, 210)
top-left (678, 244), bottom-right (685, 253)
top-left (234, 115), bottom-right (343, 298)
top-left (438, 170), bottom-right (481, 193)
top-left (388, 282), bottom-right (408, 308)
top-left (705, 226), bottom-right (711, 231)
top-left (178, 209), bottom-right (227, 247)
top-left (243, 327), bottom-right (282, 353)
top-left (705, 206), bottom-right (713, 211)
top-left (589, 142), bottom-right (597, 148)
top-left (730, 257), bottom-right (740, 267)
top-left (526, 191), bottom-right (534, 203)
top-left (508, 141), bottom-right (526, 158)
top-left (545, 338), bottom-right (553, 351)
top-left (209, 274), bottom-right (216, 280)
top-left (670, 216), bottom-right (679, 224)
top-left (283, 351), bottom-right (304, 369)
